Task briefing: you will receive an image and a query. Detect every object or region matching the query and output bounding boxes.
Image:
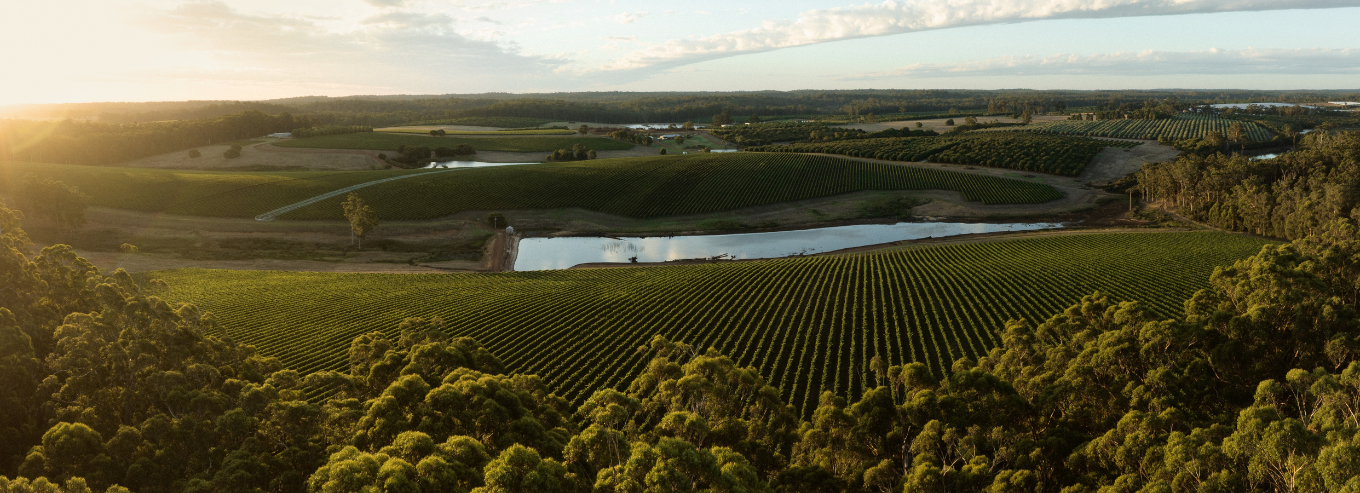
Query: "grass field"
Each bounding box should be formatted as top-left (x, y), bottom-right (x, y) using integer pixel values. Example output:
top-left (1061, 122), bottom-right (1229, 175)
top-left (0, 161), bottom-right (429, 216)
top-left (155, 231), bottom-right (1273, 415)
top-left (274, 132), bottom-right (634, 152)
top-left (275, 153), bottom-right (1065, 220)
top-left (747, 133), bottom-right (1138, 176)
top-left (375, 127), bottom-right (577, 135)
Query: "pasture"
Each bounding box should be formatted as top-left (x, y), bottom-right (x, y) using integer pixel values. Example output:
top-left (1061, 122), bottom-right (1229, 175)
top-left (273, 132), bottom-right (635, 152)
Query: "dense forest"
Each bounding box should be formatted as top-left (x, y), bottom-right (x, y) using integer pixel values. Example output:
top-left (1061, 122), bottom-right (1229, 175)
top-left (1136, 131), bottom-right (1360, 240)
top-left (4, 139), bottom-right (1360, 491)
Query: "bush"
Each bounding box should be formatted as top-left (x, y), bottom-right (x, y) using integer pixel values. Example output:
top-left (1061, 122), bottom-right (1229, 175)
top-left (659, 148), bottom-right (667, 155)
top-left (188, 149), bottom-right (201, 158)
top-left (119, 243), bottom-right (139, 254)
top-left (223, 145), bottom-right (242, 159)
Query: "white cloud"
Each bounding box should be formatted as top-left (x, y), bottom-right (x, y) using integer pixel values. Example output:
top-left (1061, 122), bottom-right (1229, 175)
top-left (146, 1), bottom-right (563, 91)
top-left (602, 0), bottom-right (1358, 71)
top-left (841, 48), bottom-right (1360, 79)
top-left (610, 11), bottom-right (648, 25)
top-left (364, 0), bottom-right (412, 7)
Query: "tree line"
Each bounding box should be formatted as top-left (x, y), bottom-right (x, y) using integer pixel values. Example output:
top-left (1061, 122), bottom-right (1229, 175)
top-left (1136, 131), bottom-right (1360, 240)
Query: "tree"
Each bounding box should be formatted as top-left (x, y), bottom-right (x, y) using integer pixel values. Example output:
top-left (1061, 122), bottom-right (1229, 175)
top-left (964, 116), bottom-right (978, 126)
top-left (487, 212), bottom-right (507, 229)
top-left (915, 122), bottom-right (923, 128)
top-left (587, 150), bottom-right (597, 159)
top-left (1204, 131), bottom-right (1226, 149)
top-left (682, 121), bottom-right (694, 130)
top-left (747, 115), bottom-right (763, 124)
top-left (188, 149), bottom-right (200, 158)
top-left (713, 110), bottom-right (733, 126)
top-left (342, 193), bottom-right (379, 250)
top-left (1281, 124), bottom-right (1299, 146)
top-left (577, 125), bottom-right (589, 135)
top-left (659, 148), bottom-right (667, 155)
top-left (223, 144), bottom-right (242, 159)
top-left (1228, 122), bottom-right (1247, 151)
top-left (945, 119), bottom-right (955, 126)
top-left (18, 175), bottom-right (88, 230)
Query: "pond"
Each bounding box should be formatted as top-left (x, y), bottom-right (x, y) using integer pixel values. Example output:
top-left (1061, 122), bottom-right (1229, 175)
top-left (422, 160), bottom-right (536, 169)
top-left (624, 123), bottom-right (708, 130)
top-left (1250, 153), bottom-right (1282, 160)
top-left (513, 221), bottom-right (1061, 271)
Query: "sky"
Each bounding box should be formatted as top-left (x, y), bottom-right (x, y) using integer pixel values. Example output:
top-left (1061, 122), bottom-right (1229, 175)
top-left (1, 0), bottom-right (1358, 105)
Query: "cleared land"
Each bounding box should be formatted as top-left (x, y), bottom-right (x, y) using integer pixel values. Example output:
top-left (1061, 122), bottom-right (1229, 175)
top-left (156, 231), bottom-right (1273, 414)
top-left (274, 153), bottom-right (1064, 221)
top-left (989, 115), bottom-right (1274, 141)
top-left (124, 140), bottom-right (385, 171)
top-left (833, 115), bottom-right (1070, 134)
top-left (748, 133), bottom-right (1137, 176)
top-left (274, 132), bottom-right (635, 152)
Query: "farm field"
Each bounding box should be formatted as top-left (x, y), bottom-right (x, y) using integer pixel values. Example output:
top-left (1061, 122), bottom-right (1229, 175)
top-left (375, 127), bottom-right (576, 135)
top-left (2, 154), bottom-right (1062, 220)
top-left (0, 161), bottom-right (426, 216)
top-left (156, 231), bottom-right (1274, 416)
top-left (274, 132), bottom-right (634, 152)
top-left (747, 132), bottom-right (1137, 176)
top-left (276, 153), bottom-right (1065, 220)
top-left (993, 114), bottom-right (1275, 141)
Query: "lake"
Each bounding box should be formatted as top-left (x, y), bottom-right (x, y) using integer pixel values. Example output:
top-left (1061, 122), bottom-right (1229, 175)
top-left (513, 221), bottom-right (1061, 271)
top-left (422, 160), bottom-right (536, 169)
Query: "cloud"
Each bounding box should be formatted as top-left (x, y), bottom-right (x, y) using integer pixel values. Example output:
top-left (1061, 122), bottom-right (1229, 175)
top-left (610, 11), bottom-right (648, 25)
top-left (601, 0), bottom-right (1357, 71)
top-left (365, 0), bottom-right (412, 7)
top-left (474, 16), bottom-right (503, 24)
top-left (147, 1), bottom-right (563, 91)
top-left (840, 48), bottom-right (1360, 79)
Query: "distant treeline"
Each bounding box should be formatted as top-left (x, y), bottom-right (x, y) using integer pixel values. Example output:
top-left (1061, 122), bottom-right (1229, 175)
top-left (0, 111), bottom-right (309, 166)
top-left (7, 90), bottom-right (1360, 127)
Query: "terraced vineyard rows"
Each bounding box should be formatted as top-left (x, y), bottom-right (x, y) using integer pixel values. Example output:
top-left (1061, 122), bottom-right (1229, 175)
top-left (0, 161), bottom-right (426, 217)
top-left (993, 115), bottom-right (1274, 141)
top-left (746, 133), bottom-right (1136, 176)
top-left (156, 232), bottom-right (1272, 416)
top-left (277, 153), bottom-right (1064, 220)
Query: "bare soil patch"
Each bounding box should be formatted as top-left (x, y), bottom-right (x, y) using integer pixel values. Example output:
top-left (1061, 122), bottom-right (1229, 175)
top-left (1079, 141), bottom-right (1180, 185)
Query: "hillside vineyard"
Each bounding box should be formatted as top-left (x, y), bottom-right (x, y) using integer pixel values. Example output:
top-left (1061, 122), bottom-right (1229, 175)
top-left (158, 232), bottom-right (1270, 417)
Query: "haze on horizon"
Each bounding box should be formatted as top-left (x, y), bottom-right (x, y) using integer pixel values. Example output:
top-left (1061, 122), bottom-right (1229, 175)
top-left (2, 0), bottom-right (1359, 106)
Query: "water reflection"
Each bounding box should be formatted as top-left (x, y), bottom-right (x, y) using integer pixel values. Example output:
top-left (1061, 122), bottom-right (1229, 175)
top-left (514, 221), bottom-right (1061, 271)
top-left (422, 161), bottom-right (536, 169)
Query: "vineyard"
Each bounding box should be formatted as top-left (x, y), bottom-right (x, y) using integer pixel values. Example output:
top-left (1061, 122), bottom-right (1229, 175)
top-left (0, 161), bottom-right (424, 217)
top-left (375, 127), bottom-right (576, 135)
top-left (747, 133), bottom-right (1137, 176)
top-left (275, 153), bottom-right (1065, 220)
top-left (273, 132), bottom-right (635, 152)
top-left (993, 114), bottom-right (1275, 141)
top-left (156, 232), bottom-right (1273, 416)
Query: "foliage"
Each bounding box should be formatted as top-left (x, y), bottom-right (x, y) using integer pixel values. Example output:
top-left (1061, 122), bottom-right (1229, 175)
top-left (222, 144), bottom-right (242, 159)
top-left (275, 153), bottom-right (1063, 220)
top-left (157, 232), bottom-right (1268, 417)
top-left (274, 133), bottom-right (633, 153)
top-left (749, 133), bottom-right (1136, 176)
top-left (342, 193), bottom-right (379, 249)
top-left (1137, 131), bottom-right (1360, 239)
top-left (16, 175), bottom-right (88, 229)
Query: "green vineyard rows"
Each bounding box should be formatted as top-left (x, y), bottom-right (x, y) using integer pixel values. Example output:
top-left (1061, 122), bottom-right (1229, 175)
top-left (273, 132), bottom-right (635, 152)
top-left (0, 161), bottom-right (425, 217)
top-left (277, 153), bottom-right (1064, 220)
top-left (156, 232), bottom-right (1272, 416)
top-left (993, 115), bottom-right (1275, 141)
top-left (746, 133), bottom-right (1137, 176)
top-left (1, 154), bottom-right (1060, 220)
